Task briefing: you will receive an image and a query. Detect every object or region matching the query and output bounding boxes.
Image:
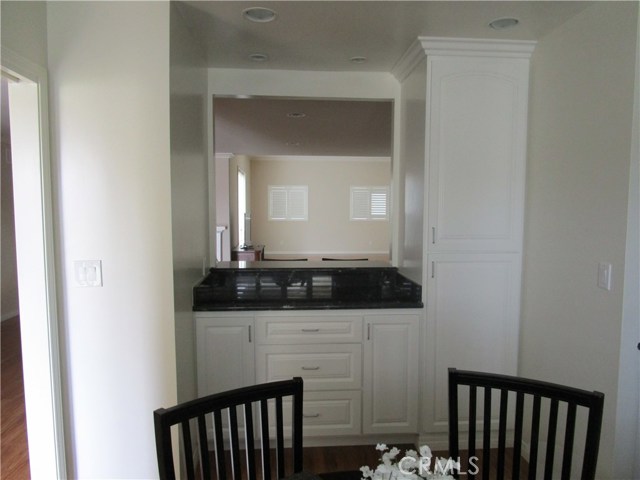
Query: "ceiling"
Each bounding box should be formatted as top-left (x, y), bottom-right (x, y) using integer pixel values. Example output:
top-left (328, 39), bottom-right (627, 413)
top-left (178, 1), bottom-right (591, 158)
top-left (214, 97), bottom-right (393, 156)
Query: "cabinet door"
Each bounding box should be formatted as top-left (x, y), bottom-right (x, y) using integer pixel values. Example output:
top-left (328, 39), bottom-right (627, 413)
top-left (195, 316), bottom-right (255, 397)
top-left (427, 56), bottom-right (529, 252)
top-left (363, 314), bottom-right (420, 434)
top-left (424, 254), bottom-right (521, 431)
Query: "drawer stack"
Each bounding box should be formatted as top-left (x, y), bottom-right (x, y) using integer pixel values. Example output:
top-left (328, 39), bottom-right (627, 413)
top-left (255, 315), bottom-right (363, 436)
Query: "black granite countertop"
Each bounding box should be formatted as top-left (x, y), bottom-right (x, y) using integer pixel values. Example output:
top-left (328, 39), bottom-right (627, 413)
top-left (193, 262), bottom-right (423, 311)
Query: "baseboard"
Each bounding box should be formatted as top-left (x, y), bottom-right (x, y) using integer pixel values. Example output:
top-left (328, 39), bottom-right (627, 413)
top-left (1, 309), bottom-right (19, 322)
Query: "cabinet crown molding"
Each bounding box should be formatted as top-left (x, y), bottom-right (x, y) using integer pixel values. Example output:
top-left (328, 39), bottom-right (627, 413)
top-left (392, 37), bottom-right (536, 82)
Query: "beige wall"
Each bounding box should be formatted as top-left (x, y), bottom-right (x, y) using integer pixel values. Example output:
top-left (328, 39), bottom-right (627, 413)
top-left (521, 2), bottom-right (638, 476)
top-left (250, 156), bottom-right (390, 259)
top-left (170, 2), bottom-right (208, 404)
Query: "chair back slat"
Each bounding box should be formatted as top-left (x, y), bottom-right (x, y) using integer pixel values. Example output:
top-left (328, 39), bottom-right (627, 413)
top-left (259, 399), bottom-right (272, 480)
top-left (543, 399), bottom-right (559, 480)
top-left (213, 409), bottom-right (227, 480)
top-left (560, 403), bottom-right (577, 479)
top-left (482, 387), bottom-right (491, 480)
top-left (528, 395), bottom-right (541, 480)
top-left (182, 420), bottom-right (196, 480)
top-left (244, 402), bottom-right (257, 480)
top-left (228, 407), bottom-right (242, 480)
top-left (468, 385), bottom-right (477, 480)
top-left (448, 368), bottom-right (604, 480)
top-left (197, 415), bottom-right (211, 480)
top-left (275, 396), bottom-right (285, 479)
top-left (496, 389), bottom-right (508, 480)
top-left (153, 378), bottom-right (304, 480)
top-left (511, 392), bottom-right (524, 480)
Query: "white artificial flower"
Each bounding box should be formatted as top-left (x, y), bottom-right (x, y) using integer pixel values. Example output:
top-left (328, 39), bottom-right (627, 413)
top-left (388, 447), bottom-right (401, 459)
top-left (376, 443), bottom-right (388, 451)
top-left (419, 445), bottom-right (432, 458)
top-left (360, 466), bottom-right (374, 479)
top-left (405, 449), bottom-right (419, 460)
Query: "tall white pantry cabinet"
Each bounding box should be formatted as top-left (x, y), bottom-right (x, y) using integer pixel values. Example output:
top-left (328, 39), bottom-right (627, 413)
top-left (395, 38), bottom-right (535, 435)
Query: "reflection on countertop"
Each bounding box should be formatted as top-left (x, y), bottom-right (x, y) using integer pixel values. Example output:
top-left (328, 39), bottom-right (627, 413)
top-left (194, 261), bottom-right (423, 311)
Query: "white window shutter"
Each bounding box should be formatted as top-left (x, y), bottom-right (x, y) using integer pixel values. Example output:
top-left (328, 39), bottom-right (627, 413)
top-left (269, 187), bottom-right (288, 220)
top-left (351, 188), bottom-right (370, 220)
top-left (268, 185), bottom-right (308, 221)
top-left (288, 187), bottom-right (308, 220)
top-left (370, 188), bottom-right (388, 218)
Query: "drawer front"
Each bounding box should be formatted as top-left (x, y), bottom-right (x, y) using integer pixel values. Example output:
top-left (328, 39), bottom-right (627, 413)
top-left (256, 344), bottom-right (362, 390)
top-left (255, 315), bottom-right (362, 344)
top-left (301, 391), bottom-right (362, 435)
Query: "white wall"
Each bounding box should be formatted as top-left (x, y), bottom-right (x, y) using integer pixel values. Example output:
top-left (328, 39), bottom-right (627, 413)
top-left (250, 156), bottom-right (391, 259)
top-left (397, 58), bottom-right (427, 285)
top-left (170, 3), bottom-right (209, 405)
top-left (47, 2), bottom-right (176, 477)
top-left (229, 154), bottom-right (251, 249)
top-left (521, 2), bottom-right (638, 477)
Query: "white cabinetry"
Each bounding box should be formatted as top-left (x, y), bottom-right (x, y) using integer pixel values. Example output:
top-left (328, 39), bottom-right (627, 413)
top-left (255, 313), bottom-right (363, 437)
top-left (363, 314), bottom-right (419, 434)
top-left (426, 55), bottom-right (530, 253)
top-left (195, 310), bottom-right (422, 440)
top-left (195, 314), bottom-right (255, 397)
top-left (394, 38), bottom-right (534, 435)
top-left (424, 254), bottom-right (521, 431)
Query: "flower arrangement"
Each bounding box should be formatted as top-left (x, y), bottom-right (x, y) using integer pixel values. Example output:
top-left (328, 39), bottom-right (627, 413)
top-left (360, 444), bottom-right (457, 480)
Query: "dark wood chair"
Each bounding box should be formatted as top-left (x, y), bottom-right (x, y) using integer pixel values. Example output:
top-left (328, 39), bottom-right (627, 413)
top-left (154, 377), bottom-right (304, 480)
top-left (448, 368), bottom-right (604, 480)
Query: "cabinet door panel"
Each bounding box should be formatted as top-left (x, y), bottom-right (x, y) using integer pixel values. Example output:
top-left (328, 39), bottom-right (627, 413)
top-left (363, 314), bottom-right (420, 434)
top-left (425, 254), bottom-right (520, 431)
top-left (427, 57), bottom-right (529, 252)
top-left (196, 316), bottom-right (255, 397)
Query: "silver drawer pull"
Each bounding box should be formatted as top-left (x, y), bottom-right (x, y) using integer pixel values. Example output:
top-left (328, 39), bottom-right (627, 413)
top-left (301, 366), bottom-right (320, 371)
top-left (301, 328), bottom-right (320, 332)
top-left (303, 413), bottom-right (320, 418)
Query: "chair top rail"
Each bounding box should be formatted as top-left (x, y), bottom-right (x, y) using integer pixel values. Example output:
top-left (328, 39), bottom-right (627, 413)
top-left (155, 377), bottom-right (303, 427)
top-left (449, 368), bottom-right (604, 408)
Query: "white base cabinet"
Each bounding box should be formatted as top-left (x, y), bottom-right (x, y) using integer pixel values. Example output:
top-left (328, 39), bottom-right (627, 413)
top-left (195, 315), bottom-right (254, 397)
top-left (363, 314), bottom-right (419, 434)
top-left (195, 310), bottom-right (421, 440)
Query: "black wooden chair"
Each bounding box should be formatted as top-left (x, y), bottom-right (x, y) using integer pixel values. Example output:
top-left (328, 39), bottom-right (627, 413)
top-left (154, 377), bottom-right (304, 480)
top-left (448, 368), bottom-right (604, 480)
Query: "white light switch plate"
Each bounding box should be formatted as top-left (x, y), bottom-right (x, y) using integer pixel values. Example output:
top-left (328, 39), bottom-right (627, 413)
top-left (597, 262), bottom-right (612, 291)
top-left (74, 260), bottom-right (103, 287)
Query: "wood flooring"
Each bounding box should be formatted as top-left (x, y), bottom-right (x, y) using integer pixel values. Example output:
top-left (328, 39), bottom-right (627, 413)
top-left (1, 316), bottom-right (30, 479)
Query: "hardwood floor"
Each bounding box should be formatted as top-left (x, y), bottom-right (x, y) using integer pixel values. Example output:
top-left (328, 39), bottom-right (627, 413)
top-left (1, 316), bottom-right (30, 479)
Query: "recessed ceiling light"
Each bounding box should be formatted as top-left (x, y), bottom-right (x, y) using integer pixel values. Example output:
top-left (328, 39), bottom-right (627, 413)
top-left (286, 112), bottom-right (306, 119)
top-left (489, 17), bottom-right (519, 30)
top-left (242, 7), bottom-right (277, 23)
top-left (248, 53), bottom-right (269, 62)
top-left (350, 56), bottom-right (367, 64)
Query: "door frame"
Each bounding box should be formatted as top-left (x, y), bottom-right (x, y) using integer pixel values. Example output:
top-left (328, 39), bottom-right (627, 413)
top-left (2, 46), bottom-right (67, 478)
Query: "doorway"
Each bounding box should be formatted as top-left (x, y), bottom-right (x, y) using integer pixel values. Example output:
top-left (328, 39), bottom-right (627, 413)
top-left (2, 48), bottom-right (66, 478)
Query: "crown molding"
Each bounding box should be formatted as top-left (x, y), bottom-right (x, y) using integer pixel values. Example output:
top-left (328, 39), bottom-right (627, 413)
top-left (419, 37), bottom-right (536, 58)
top-left (392, 37), bottom-right (536, 82)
